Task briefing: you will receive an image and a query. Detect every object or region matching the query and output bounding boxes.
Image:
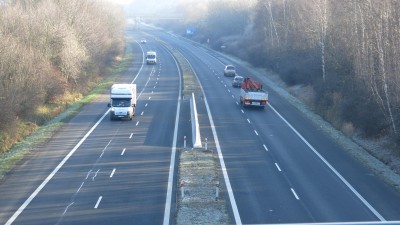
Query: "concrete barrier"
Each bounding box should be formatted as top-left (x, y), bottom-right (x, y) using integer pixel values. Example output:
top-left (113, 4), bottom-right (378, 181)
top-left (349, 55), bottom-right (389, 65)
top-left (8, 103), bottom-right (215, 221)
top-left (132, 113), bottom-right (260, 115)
top-left (190, 93), bottom-right (202, 148)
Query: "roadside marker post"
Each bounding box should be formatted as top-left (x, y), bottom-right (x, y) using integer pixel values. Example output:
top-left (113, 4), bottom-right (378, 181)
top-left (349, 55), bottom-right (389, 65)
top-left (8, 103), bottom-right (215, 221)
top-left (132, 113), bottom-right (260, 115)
top-left (180, 180), bottom-right (185, 198)
top-left (216, 181), bottom-right (220, 200)
top-left (205, 138), bottom-right (208, 150)
top-left (184, 136), bottom-right (186, 149)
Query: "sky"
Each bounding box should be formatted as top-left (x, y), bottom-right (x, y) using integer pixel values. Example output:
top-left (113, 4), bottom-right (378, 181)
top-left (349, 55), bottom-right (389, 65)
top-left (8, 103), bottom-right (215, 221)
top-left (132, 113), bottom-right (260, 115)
top-left (106, 0), bottom-right (255, 22)
top-left (104, 0), bottom-right (180, 16)
top-left (106, 0), bottom-right (234, 17)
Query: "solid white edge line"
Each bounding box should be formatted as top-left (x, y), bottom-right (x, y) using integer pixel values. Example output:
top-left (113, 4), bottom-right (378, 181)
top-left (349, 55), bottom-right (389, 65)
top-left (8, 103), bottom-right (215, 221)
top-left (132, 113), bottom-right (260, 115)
top-left (6, 40), bottom-right (146, 225)
top-left (268, 104), bottom-right (386, 221)
top-left (5, 109), bottom-right (111, 225)
top-left (204, 96), bottom-right (242, 225)
top-left (163, 45), bottom-right (182, 225)
top-left (181, 54), bottom-right (242, 224)
top-left (131, 40), bottom-right (145, 83)
top-left (191, 39), bottom-right (399, 225)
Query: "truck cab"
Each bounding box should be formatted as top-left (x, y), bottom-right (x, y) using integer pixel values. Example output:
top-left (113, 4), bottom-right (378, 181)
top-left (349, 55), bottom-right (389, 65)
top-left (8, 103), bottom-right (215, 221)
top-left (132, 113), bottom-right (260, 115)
top-left (146, 51), bottom-right (157, 64)
top-left (108, 84), bottom-right (136, 120)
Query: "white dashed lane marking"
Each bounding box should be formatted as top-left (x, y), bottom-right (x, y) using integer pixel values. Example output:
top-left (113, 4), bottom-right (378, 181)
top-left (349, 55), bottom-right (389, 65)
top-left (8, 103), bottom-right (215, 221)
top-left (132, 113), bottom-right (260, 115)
top-left (291, 188), bottom-right (300, 200)
top-left (110, 169), bottom-right (116, 178)
top-left (94, 196), bottom-right (102, 208)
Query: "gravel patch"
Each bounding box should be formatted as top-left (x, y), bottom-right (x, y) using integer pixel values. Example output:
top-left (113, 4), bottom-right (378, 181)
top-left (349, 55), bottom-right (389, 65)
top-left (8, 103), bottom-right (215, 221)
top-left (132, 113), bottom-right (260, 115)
top-left (176, 149), bottom-right (229, 225)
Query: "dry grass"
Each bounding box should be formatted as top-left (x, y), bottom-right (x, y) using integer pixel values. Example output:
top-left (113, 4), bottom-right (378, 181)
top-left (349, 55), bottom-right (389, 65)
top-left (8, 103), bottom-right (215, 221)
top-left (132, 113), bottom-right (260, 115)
top-left (0, 44), bottom-right (132, 180)
top-left (0, 120), bottom-right (37, 154)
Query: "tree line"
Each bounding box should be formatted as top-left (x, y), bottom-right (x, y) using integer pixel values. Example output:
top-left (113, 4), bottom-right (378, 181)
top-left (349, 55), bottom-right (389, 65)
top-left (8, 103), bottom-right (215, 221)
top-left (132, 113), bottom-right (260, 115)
top-left (160, 0), bottom-right (400, 148)
top-left (0, 0), bottom-right (125, 153)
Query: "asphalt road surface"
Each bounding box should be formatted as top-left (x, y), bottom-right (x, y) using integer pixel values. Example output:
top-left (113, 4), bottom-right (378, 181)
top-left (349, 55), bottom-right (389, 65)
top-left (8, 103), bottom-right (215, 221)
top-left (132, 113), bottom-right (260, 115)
top-left (0, 30), bottom-right (181, 225)
top-left (1, 25), bottom-right (400, 225)
top-left (147, 28), bottom-right (400, 224)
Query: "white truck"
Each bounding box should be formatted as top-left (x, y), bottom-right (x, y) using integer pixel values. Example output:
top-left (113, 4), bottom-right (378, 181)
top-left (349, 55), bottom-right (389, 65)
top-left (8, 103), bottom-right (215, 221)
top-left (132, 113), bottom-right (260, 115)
top-left (240, 77), bottom-right (268, 109)
top-left (146, 51), bottom-right (157, 64)
top-left (108, 84), bottom-right (136, 120)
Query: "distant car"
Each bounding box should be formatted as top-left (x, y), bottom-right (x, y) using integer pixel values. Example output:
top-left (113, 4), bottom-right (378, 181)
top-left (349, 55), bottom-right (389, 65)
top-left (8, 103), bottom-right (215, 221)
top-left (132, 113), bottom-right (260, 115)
top-left (232, 75), bottom-right (244, 88)
top-left (224, 65), bottom-right (236, 77)
top-left (140, 38), bottom-right (147, 44)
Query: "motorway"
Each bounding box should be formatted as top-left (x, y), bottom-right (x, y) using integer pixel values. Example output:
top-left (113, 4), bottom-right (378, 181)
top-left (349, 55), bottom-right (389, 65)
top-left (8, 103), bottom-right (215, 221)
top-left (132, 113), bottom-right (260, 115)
top-left (0, 31), bottom-right (181, 225)
top-left (146, 28), bottom-right (400, 224)
top-left (1, 25), bottom-right (400, 225)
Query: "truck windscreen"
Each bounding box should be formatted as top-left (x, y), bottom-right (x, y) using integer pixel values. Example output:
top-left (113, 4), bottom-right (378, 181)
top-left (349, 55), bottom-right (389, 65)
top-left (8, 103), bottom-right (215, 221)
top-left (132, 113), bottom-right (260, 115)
top-left (111, 98), bottom-right (131, 107)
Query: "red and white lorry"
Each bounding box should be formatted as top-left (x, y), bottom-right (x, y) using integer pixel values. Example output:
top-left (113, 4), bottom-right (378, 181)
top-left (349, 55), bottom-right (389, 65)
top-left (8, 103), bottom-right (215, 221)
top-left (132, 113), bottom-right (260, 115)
top-left (240, 77), bottom-right (268, 109)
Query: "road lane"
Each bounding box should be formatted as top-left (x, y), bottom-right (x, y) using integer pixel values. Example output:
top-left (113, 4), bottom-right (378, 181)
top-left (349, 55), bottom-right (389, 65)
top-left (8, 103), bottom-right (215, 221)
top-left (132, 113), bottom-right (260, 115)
top-left (1, 31), bottom-right (181, 225)
top-left (150, 28), bottom-right (400, 224)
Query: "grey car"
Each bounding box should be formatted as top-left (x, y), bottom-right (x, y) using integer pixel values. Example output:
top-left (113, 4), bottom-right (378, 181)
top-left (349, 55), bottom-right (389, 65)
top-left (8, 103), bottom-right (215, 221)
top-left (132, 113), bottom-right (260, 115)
top-left (232, 75), bottom-right (244, 88)
top-left (224, 65), bottom-right (236, 77)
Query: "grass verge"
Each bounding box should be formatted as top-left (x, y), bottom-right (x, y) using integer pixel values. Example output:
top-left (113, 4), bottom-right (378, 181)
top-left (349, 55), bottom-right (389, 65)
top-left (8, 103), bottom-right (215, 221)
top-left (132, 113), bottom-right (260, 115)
top-left (0, 45), bottom-right (133, 181)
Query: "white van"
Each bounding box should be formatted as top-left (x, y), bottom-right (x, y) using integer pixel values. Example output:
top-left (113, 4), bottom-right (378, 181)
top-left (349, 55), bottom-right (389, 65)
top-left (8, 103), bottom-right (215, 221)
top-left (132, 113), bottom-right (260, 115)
top-left (146, 51), bottom-right (157, 64)
top-left (108, 84), bottom-right (136, 120)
